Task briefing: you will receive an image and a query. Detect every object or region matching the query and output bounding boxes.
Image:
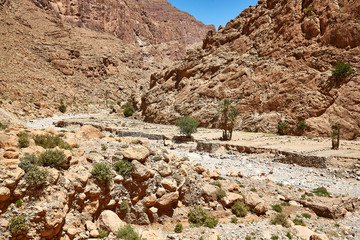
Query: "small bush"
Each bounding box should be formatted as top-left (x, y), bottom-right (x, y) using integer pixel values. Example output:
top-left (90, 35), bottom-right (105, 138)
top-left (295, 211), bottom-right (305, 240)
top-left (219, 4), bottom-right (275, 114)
top-left (278, 121), bottom-right (288, 135)
top-left (33, 134), bottom-right (70, 149)
top-left (98, 229), bottom-right (108, 238)
top-left (210, 181), bottom-right (222, 188)
top-left (24, 166), bottom-right (48, 187)
top-left (114, 159), bottom-right (132, 176)
top-left (15, 200), bottom-right (23, 208)
top-left (271, 214), bottom-right (290, 227)
top-left (302, 213), bottom-right (311, 219)
top-left (123, 102), bottom-right (135, 117)
top-left (91, 163), bottom-right (113, 181)
top-left (116, 225), bottom-right (143, 240)
top-left (120, 200), bottom-right (130, 213)
top-left (231, 200), bottom-right (249, 217)
top-left (250, 187), bottom-right (257, 192)
top-left (18, 132), bottom-right (30, 148)
top-left (332, 62), bottom-right (354, 79)
top-left (204, 216), bottom-right (218, 228)
top-left (281, 202), bottom-right (291, 207)
top-left (101, 144), bottom-right (107, 151)
top-left (293, 218), bottom-right (306, 226)
top-left (38, 149), bottom-right (66, 168)
top-left (9, 214), bottom-right (28, 234)
top-left (174, 223), bottom-right (183, 233)
top-left (272, 204), bottom-right (283, 213)
top-left (312, 187), bottom-right (330, 197)
top-left (0, 123), bottom-right (8, 130)
top-left (58, 104), bottom-right (66, 113)
top-left (19, 154), bottom-right (38, 173)
top-left (175, 115), bottom-right (200, 138)
top-left (188, 206), bottom-right (208, 226)
top-left (217, 189), bottom-right (227, 200)
top-left (286, 232), bottom-right (292, 239)
top-left (297, 120), bottom-right (306, 131)
top-left (271, 236), bottom-right (279, 240)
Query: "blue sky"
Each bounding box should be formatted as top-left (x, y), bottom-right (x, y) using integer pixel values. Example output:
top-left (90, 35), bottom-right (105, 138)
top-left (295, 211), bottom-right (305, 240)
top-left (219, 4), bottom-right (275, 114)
top-left (168, 0), bottom-right (259, 29)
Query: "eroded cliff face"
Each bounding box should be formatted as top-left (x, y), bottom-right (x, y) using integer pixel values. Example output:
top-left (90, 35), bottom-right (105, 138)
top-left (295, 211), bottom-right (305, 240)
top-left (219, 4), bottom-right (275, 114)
top-left (0, 0), bottom-right (214, 119)
top-left (142, 0), bottom-right (360, 139)
top-left (32, 0), bottom-right (215, 61)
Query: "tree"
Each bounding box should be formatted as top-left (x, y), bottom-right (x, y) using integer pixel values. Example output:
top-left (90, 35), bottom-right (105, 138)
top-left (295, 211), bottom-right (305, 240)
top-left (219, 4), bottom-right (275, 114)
top-left (218, 99), bottom-right (240, 141)
top-left (332, 62), bottom-right (353, 79)
top-left (176, 115), bottom-right (199, 138)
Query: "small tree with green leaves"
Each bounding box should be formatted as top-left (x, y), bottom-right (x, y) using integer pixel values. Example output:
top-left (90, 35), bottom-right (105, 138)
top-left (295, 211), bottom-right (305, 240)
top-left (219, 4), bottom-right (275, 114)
top-left (332, 62), bottom-right (354, 79)
top-left (123, 102), bottom-right (135, 117)
top-left (217, 99), bottom-right (240, 140)
top-left (175, 115), bottom-right (200, 138)
top-left (18, 131), bottom-right (30, 148)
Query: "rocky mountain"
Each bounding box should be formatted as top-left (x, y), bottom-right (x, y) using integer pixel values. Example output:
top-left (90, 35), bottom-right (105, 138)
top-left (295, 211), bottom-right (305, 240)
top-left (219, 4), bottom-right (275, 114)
top-left (0, 0), bottom-right (214, 119)
top-left (141, 0), bottom-right (360, 139)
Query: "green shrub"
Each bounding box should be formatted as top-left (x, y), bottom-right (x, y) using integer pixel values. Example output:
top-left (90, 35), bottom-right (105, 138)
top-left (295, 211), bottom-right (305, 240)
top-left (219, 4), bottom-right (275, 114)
top-left (33, 134), bottom-right (69, 149)
top-left (9, 214), bottom-right (28, 234)
top-left (114, 159), bottom-right (132, 176)
top-left (312, 187), bottom-right (330, 197)
top-left (123, 102), bottom-right (135, 117)
top-left (19, 154), bottom-right (38, 173)
top-left (286, 232), bottom-right (292, 239)
top-left (332, 62), bottom-right (354, 79)
top-left (217, 189), bottom-right (227, 200)
top-left (210, 181), bottom-right (222, 188)
top-left (250, 187), bottom-right (257, 192)
top-left (293, 218), bottom-right (306, 226)
top-left (278, 121), bottom-right (288, 135)
top-left (271, 236), bottom-right (279, 240)
top-left (204, 216), bottom-right (218, 228)
top-left (297, 120), bottom-right (306, 131)
top-left (272, 204), bottom-right (283, 213)
top-left (98, 229), bottom-right (108, 238)
top-left (303, 6), bottom-right (313, 15)
top-left (18, 132), bottom-right (30, 148)
top-left (231, 217), bottom-right (238, 224)
top-left (24, 166), bottom-right (48, 187)
top-left (188, 206), bottom-right (208, 226)
top-left (101, 144), bottom-right (107, 151)
top-left (58, 104), bottom-right (66, 113)
top-left (38, 149), bottom-right (66, 168)
top-left (281, 202), bottom-right (291, 206)
top-left (231, 200), bottom-right (249, 217)
top-left (271, 214), bottom-right (290, 227)
top-left (15, 200), bottom-right (23, 208)
top-left (120, 200), bottom-right (130, 213)
top-left (302, 213), bottom-right (311, 219)
top-left (174, 223), bottom-right (183, 233)
top-left (91, 163), bottom-right (113, 181)
top-left (116, 225), bottom-right (143, 240)
top-left (175, 115), bottom-right (200, 137)
top-left (0, 123), bottom-right (8, 130)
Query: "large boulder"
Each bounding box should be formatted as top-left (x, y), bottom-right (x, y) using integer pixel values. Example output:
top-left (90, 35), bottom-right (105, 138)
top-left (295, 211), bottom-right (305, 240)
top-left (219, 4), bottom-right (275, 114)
top-left (157, 192), bottom-right (179, 208)
top-left (293, 226), bottom-right (315, 239)
top-left (141, 230), bottom-right (163, 240)
top-left (245, 192), bottom-right (264, 208)
top-left (131, 160), bottom-right (154, 181)
top-left (75, 125), bottom-right (104, 138)
top-left (202, 184), bottom-right (220, 202)
top-left (0, 134), bottom-right (18, 149)
top-left (123, 146), bottom-right (150, 162)
top-left (221, 192), bottom-right (243, 207)
top-left (97, 210), bottom-right (126, 234)
top-left (0, 187), bottom-right (11, 201)
top-left (161, 178), bottom-right (177, 192)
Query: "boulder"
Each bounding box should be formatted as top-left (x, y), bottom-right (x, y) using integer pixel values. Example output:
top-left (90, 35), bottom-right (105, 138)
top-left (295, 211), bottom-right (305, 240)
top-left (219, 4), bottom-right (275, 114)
top-left (123, 146), bottom-right (150, 162)
top-left (293, 226), bottom-right (315, 239)
top-left (161, 178), bottom-right (177, 192)
top-left (0, 187), bottom-right (11, 201)
top-left (131, 160), bottom-right (154, 181)
top-left (0, 134), bottom-right (18, 148)
top-left (141, 230), bottom-right (163, 240)
top-left (157, 192), bottom-right (179, 208)
top-left (245, 192), bottom-right (264, 208)
top-left (310, 234), bottom-right (329, 240)
top-left (3, 151), bottom-right (19, 159)
top-left (221, 192), bottom-right (243, 207)
top-left (202, 183), bottom-right (220, 202)
top-left (75, 125), bottom-right (104, 138)
top-left (143, 194), bottom-right (157, 207)
top-left (97, 210), bottom-right (126, 234)
top-left (254, 202), bottom-right (268, 214)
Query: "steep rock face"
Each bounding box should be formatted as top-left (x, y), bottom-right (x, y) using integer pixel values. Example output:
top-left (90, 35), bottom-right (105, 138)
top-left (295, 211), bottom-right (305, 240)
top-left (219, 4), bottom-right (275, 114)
top-left (142, 0), bottom-right (360, 139)
top-left (0, 0), bottom-right (213, 119)
top-left (32, 0), bottom-right (215, 61)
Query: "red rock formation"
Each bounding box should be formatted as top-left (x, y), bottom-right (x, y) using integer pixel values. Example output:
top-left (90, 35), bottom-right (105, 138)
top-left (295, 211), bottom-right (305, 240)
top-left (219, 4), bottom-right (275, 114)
top-left (32, 0), bottom-right (215, 60)
top-left (142, 0), bottom-right (360, 139)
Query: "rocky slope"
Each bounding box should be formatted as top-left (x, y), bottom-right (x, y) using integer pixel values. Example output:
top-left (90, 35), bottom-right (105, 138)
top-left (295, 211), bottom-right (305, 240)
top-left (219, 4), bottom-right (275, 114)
top-left (0, 123), bottom-right (359, 239)
top-left (0, 0), bottom-right (213, 119)
top-left (141, 0), bottom-right (360, 139)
